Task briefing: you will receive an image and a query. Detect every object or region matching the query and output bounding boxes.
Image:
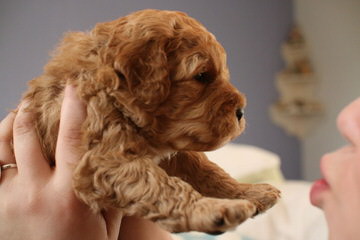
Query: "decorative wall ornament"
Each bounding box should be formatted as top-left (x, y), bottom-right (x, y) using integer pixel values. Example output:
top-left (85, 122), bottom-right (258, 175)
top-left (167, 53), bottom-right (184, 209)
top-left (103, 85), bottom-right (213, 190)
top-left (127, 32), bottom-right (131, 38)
top-left (270, 26), bottom-right (323, 139)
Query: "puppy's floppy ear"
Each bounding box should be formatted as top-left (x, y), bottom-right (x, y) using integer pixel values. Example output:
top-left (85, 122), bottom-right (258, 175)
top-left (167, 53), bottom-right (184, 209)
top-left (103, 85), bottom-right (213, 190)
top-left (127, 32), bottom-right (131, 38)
top-left (118, 38), bottom-right (170, 109)
top-left (92, 17), bottom-right (171, 109)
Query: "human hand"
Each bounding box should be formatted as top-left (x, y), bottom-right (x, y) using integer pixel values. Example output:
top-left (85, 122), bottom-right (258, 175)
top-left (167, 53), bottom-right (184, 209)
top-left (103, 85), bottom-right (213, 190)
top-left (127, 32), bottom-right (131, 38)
top-left (0, 85), bottom-right (122, 240)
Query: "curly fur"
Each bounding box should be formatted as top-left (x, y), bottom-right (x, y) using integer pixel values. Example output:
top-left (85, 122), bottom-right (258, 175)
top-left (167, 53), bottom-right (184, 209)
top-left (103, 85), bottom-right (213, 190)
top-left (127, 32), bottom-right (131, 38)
top-left (21, 9), bottom-right (280, 233)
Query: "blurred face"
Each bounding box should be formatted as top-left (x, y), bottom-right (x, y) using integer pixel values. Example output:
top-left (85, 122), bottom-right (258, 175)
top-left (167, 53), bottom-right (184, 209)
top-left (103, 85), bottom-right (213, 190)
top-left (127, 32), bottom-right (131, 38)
top-left (310, 97), bottom-right (360, 240)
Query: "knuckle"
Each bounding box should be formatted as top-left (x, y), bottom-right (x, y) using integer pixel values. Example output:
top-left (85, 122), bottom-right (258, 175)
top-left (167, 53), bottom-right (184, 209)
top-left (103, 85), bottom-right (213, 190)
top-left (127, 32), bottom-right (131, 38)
top-left (13, 114), bottom-right (35, 136)
top-left (63, 128), bottom-right (82, 141)
top-left (61, 128), bottom-right (83, 147)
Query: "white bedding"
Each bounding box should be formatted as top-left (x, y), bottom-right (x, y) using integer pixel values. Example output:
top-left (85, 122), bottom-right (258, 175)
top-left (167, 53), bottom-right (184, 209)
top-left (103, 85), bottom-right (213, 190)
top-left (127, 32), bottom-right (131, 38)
top-left (172, 144), bottom-right (328, 240)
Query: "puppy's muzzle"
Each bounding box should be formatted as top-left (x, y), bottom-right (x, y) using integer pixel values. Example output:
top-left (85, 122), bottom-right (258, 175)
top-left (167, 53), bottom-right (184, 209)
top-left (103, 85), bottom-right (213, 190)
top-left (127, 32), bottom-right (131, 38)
top-left (236, 108), bottom-right (244, 121)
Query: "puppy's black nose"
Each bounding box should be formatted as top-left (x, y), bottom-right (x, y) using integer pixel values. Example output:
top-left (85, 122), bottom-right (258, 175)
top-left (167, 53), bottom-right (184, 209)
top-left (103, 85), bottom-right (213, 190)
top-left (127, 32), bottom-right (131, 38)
top-left (236, 108), bottom-right (244, 120)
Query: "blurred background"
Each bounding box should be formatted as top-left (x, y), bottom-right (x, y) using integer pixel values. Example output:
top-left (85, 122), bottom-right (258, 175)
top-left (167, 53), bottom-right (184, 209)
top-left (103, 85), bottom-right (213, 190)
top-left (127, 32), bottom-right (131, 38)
top-left (0, 0), bottom-right (359, 181)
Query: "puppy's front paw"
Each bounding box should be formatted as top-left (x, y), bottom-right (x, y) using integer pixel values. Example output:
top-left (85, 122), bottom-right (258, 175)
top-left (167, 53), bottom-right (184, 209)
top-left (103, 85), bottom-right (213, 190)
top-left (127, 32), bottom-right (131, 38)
top-left (243, 183), bottom-right (280, 215)
top-left (187, 198), bottom-right (256, 233)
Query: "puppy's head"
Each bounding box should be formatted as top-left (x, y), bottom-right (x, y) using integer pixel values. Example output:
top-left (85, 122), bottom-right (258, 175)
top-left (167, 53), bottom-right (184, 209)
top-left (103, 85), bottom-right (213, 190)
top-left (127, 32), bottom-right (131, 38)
top-left (82, 9), bottom-right (246, 151)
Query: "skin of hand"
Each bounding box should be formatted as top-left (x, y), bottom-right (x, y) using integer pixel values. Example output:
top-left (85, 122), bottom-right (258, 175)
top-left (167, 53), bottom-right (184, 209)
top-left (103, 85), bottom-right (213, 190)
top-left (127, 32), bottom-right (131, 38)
top-left (118, 217), bottom-right (174, 240)
top-left (310, 97), bottom-right (360, 240)
top-left (0, 85), bottom-right (122, 240)
top-left (0, 85), bottom-right (173, 240)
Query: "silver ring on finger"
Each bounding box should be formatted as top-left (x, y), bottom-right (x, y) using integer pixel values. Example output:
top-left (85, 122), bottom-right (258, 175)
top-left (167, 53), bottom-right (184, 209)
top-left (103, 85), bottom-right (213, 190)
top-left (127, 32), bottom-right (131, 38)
top-left (0, 163), bottom-right (17, 180)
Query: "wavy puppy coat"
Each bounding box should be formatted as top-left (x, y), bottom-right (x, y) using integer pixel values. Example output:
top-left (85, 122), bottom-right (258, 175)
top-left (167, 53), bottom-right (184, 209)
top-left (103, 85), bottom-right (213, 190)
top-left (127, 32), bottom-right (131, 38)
top-left (22, 9), bottom-right (280, 233)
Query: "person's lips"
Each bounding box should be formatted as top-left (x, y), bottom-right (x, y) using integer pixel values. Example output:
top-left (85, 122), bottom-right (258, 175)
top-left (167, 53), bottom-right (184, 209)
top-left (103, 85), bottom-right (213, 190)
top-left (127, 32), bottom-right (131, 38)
top-left (310, 178), bottom-right (330, 207)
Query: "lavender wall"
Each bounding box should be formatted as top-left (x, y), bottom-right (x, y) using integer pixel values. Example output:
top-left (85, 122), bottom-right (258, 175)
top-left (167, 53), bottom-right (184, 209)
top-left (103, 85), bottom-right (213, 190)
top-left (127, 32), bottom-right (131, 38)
top-left (0, 0), bottom-right (300, 178)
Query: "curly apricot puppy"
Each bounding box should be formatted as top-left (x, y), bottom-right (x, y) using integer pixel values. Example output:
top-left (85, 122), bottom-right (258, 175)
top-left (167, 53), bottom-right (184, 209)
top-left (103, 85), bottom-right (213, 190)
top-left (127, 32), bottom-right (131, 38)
top-left (22, 9), bottom-right (280, 233)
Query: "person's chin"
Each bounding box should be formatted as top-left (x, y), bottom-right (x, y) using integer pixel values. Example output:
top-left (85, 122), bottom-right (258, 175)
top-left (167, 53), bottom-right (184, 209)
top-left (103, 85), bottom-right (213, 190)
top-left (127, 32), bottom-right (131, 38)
top-left (310, 178), bottom-right (330, 207)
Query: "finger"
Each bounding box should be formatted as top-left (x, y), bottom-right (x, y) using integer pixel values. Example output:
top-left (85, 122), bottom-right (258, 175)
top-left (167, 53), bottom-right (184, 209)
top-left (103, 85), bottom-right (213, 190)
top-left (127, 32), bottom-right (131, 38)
top-left (13, 101), bottom-right (51, 179)
top-left (55, 85), bottom-right (86, 187)
top-left (0, 112), bottom-right (16, 163)
top-left (0, 112), bottom-right (17, 182)
top-left (103, 209), bottom-right (122, 240)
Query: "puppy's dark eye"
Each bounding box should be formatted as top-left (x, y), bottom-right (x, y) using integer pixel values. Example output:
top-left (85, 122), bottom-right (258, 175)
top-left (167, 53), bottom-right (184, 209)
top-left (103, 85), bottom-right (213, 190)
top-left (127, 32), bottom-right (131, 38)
top-left (193, 72), bottom-right (213, 84)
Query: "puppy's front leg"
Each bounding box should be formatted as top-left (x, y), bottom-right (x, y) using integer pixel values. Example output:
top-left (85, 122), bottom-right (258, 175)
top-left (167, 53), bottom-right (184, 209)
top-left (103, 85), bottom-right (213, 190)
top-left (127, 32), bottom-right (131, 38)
top-left (73, 153), bottom-right (256, 234)
top-left (160, 151), bottom-right (280, 214)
